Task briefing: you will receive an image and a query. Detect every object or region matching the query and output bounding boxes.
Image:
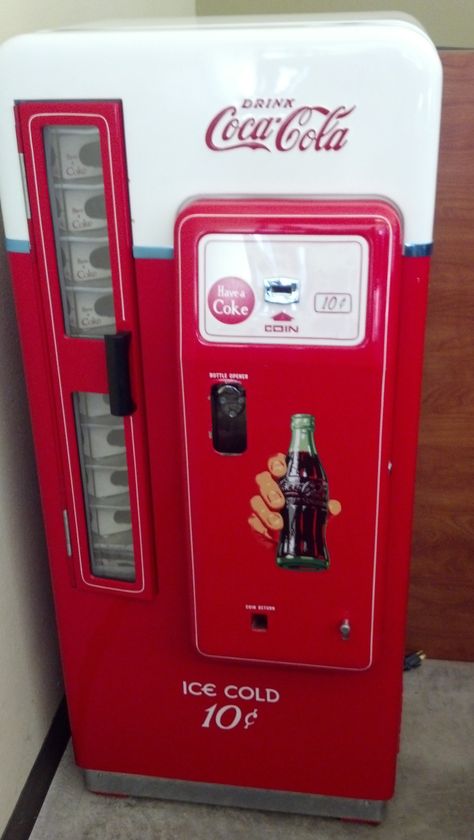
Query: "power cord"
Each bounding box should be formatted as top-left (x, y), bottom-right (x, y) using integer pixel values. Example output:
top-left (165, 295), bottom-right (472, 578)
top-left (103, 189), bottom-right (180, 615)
top-left (404, 650), bottom-right (426, 671)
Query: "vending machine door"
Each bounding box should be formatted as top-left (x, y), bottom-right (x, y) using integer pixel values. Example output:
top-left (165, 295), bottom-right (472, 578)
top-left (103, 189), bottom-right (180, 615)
top-left (177, 198), bottom-right (402, 671)
top-left (16, 101), bottom-right (155, 597)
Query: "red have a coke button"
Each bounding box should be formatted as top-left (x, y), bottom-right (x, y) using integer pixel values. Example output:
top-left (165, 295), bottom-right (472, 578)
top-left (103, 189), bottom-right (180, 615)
top-left (208, 276), bottom-right (255, 325)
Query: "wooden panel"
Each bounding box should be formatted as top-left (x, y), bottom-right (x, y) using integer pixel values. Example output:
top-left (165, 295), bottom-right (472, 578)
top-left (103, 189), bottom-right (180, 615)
top-left (406, 51), bottom-right (474, 661)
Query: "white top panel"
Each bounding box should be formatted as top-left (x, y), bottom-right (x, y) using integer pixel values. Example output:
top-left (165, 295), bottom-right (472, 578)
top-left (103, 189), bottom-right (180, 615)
top-left (0, 15), bottom-right (442, 248)
top-left (198, 233), bottom-right (369, 346)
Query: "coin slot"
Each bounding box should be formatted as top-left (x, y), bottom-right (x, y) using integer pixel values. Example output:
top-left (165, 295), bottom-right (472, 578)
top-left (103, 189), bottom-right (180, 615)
top-left (251, 613), bottom-right (268, 632)
top-left (264, 277), bottom-right (300, 304)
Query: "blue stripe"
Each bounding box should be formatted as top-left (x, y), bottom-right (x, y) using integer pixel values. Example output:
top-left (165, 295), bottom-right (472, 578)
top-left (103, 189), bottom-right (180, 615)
top-left (133, 246), bottom-right (174, 260)
top-left (5, 238), bottom-right (30, 254)
top-left (7, 239), bottom-right (433, 260)
top-left (403, 243), bottom-right (433, 257)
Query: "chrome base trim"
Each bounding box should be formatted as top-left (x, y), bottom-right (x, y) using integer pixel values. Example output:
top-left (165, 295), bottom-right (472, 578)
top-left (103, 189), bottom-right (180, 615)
top-left (84, 769), bottom-right (386, 822)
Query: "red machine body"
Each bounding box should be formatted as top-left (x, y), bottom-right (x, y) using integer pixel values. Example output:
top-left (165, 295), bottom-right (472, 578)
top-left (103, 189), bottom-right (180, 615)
top-left (7, 217), bottom-right (430, 807)
top-left (0, 14), bottom-right (441, 823)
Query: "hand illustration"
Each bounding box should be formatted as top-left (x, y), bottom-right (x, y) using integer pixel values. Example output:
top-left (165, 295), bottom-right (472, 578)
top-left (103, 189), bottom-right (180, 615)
top-left (248, 453), bottom-right (342, 543)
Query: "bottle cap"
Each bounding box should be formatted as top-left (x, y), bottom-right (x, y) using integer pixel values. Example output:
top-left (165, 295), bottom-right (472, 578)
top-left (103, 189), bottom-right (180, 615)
top-left (291, 414), bottom-right (315, 430)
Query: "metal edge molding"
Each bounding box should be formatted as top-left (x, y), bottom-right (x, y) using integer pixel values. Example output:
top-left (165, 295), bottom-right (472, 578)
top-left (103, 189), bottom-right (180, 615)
top-left (84, 769), bottom-right (387, 822)
top-left (5, 237), bottom-right (31, 253)
top-left (134, 243), bottom-right (433, 259)
top-left (403, 242), bottom-right (433, 257)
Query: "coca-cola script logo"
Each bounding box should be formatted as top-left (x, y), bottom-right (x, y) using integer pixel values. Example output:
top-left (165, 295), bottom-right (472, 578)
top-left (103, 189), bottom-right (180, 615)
top-left (208, 277), bottom-right (255, 325)
top-left (205, 98), bottom-right (355, 153)
top-left (279, 477), bottom-right (329, 510)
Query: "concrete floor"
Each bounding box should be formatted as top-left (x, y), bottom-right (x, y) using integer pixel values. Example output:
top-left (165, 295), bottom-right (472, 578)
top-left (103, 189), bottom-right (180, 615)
top-left (29, 660), bottom-right (474, 840)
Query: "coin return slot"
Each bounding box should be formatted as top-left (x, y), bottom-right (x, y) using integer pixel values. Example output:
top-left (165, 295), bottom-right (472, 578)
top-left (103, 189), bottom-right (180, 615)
top-left (251, 613), bottom-right (268, 632)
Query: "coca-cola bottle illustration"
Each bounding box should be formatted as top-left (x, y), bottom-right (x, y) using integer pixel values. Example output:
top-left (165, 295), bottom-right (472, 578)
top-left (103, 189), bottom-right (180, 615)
top-left (277, 414), bottom-right (330, 571)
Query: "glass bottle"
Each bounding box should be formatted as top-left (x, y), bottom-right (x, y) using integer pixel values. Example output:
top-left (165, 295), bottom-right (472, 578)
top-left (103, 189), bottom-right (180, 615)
top-left (277, 414), bottom-right (330, 571)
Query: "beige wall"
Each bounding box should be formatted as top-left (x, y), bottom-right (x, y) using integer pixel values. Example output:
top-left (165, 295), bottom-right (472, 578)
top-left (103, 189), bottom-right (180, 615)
top-left (196, 0), bottom-right (474, 49)
top-left (1, 0), bottom-right (195, 42)
top-left (0, 230), bottom-right (64, 835)
top-left (0, 2), bottom-right (195, 835)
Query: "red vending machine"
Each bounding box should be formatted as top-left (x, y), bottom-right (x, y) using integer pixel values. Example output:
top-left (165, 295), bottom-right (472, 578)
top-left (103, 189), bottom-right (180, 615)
top-left (0, 14), bottom-right (442, 822)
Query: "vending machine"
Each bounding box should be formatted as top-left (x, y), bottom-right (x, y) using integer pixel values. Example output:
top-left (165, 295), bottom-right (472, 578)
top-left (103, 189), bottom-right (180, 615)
top-left (0, 14), bottom-right (441, 822)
